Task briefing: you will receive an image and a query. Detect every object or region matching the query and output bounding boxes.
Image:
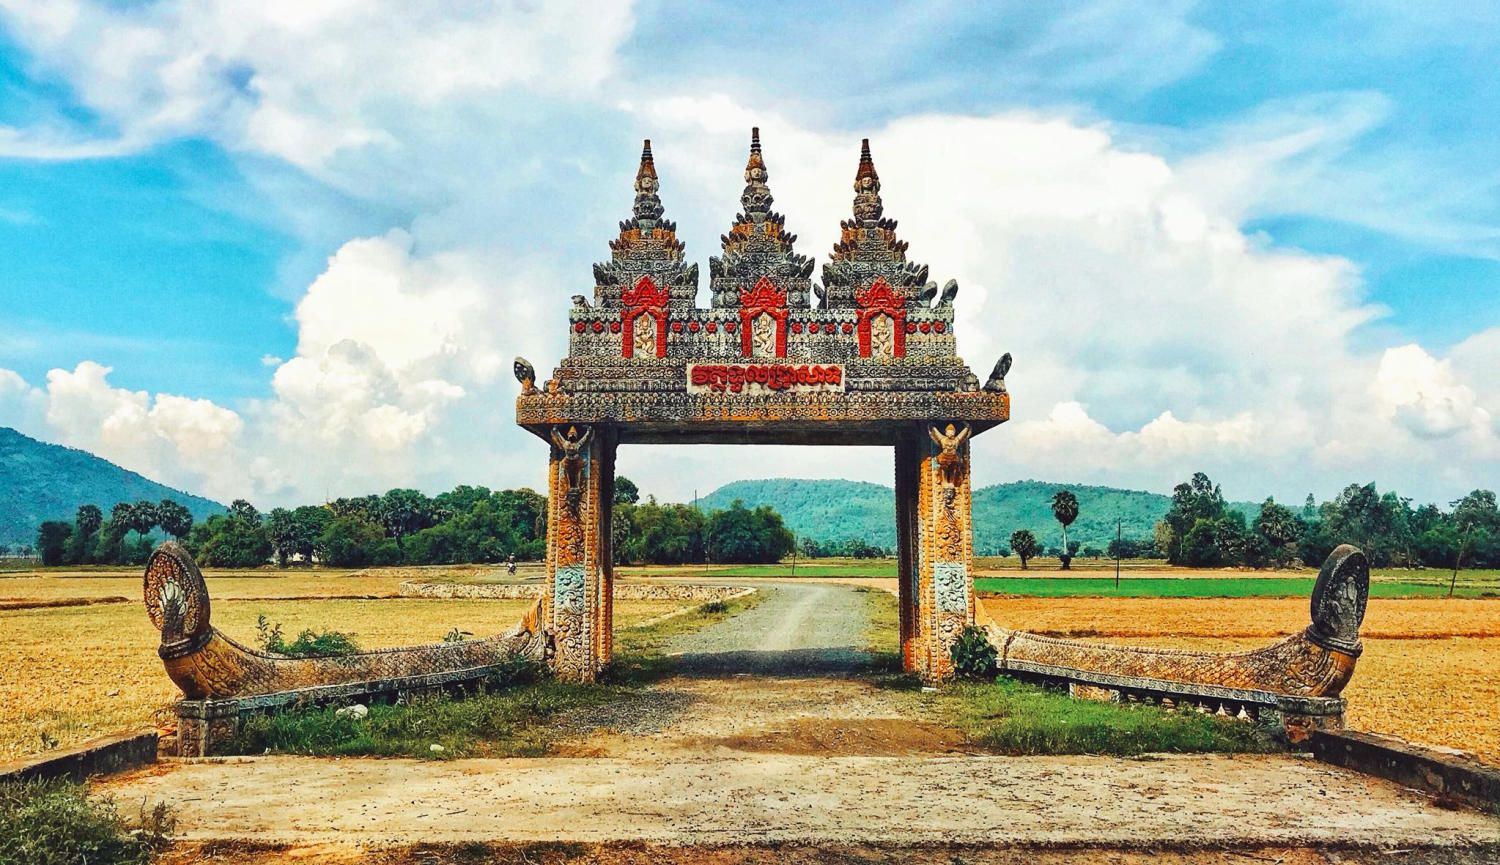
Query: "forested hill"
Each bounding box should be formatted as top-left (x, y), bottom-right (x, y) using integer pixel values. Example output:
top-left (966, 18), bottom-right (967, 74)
top-left (0, 427), bottom-right (224, 547)
top-left (696, 477), bottom-right (1260, 555)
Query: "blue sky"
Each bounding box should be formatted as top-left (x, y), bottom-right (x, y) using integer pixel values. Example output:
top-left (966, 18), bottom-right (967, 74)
top-left (0, 1), bottom-right (1496, 507)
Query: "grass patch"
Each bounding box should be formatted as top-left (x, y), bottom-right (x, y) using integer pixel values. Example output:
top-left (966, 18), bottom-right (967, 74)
top-left (937, 676), bottom-right (1280, 756)
top-left (853, 585), bottom-right (901, 670)
top-left (0, 777), bottom-right (174, 864)
top-left (223, 592), bottom-right (767, 758)
top-left (973, 576), bottom-right (1497, 598)
top-left (225, 665), bottom-right (619, 758)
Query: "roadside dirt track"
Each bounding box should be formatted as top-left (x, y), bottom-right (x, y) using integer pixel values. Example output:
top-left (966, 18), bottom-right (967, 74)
top-left (101, 583), bottom-right (1500, 857)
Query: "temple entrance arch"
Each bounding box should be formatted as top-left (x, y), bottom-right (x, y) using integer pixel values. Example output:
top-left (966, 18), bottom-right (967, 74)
top-left (516, 132), bottom-right (1009, 683)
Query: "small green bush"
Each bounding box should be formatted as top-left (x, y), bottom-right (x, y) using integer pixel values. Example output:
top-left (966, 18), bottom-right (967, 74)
top-left (255, 614), bottom-right (359, 657)
top-left (949, 625), bottom-right (998, 680)
top-left (699, 600), bottom-right (729, 615)
top-left (0, 778), bottom-right (174, 865)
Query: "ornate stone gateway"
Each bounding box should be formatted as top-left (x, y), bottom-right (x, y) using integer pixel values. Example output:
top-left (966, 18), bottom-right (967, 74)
top-left (516, 132), bottom-right (1010, 683)
top-left (141, 131), bottom-right (1369, 750)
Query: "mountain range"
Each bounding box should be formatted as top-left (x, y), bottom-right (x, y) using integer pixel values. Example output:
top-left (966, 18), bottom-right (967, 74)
top-left (696, 477), bottom-right (1262, 554)
top-left (2, 424), bottom-right (1265, 555)
top-left (0, 427), bottom-right (224, 548)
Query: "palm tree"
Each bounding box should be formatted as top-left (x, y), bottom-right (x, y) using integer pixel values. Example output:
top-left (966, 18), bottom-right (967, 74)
top-left (1009, 529), bottom-right (1038, 570)
top-left (1051, 490), bottom-right (1079, 570)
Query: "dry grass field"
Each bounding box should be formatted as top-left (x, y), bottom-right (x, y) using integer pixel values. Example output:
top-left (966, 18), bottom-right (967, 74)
top-left (981, 594), bottom-right (1500, 764)
top-left (0, 572), bottom-right (692, 763)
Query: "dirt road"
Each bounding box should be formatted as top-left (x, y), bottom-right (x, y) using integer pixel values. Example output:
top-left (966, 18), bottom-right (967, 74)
top-left (666, 581), bottom-right (873, 674)
top-left (101, 580), bottom-right (1500, 853)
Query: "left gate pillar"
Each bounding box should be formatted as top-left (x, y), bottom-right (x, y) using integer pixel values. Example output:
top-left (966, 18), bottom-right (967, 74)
top-left (545, 423), bottom-right (616, 681)
top-left (896, 422), bottom-right (976, 683)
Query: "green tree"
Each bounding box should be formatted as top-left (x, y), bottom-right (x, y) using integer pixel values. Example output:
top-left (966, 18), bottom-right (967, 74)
top-left (229, 499), bottom-right (262, 526)
top-left (1050, 490), bottom-right (1079, 570)
top-left (191, 512), bottom-right (272, 568)
top-left (156, 499), bottom-right (193, 540)
top-left (1009, 529), bottom-right (1038, 569)
top-left (267, 508), bottom-right (298, 567)
top-left (705, 500), bottom-right (794, 564)
top-left (328, 495), bottom-right (380, 523)
top-left (291, 506), bottom-right (332, 562)
top-left (36, 520), bottom-right (72, 566)
top-left (377, 488), bottom-right (434, 548)
top-left (76, 504), bottom-right (103, 539)
top-left (1252, 498), bottom-right (1301, 567)
top-left (1162, 472), bottom-right (1228, 565)
top-left (316, 515), bottom-right (387, 568)
top-left (67, 503), bottom-right (104, 564)
top-left (614, 476), bottom-right (640, 506)
top-left (127, 500), bottom-right (159, 543)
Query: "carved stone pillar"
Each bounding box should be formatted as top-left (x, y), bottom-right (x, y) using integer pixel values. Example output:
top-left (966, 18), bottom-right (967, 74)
top-left (893, 436), bottom-right (920, 672)
top-left (545, 424), bottom-right (616, 681)
top-left (899, 422), bottom-right (976, 682)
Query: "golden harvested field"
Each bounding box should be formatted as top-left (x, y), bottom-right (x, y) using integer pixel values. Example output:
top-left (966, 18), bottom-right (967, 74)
top-left (0, 575), bottom-right (693, 763)
top-left (982, 595), bottom-right (1500, 765)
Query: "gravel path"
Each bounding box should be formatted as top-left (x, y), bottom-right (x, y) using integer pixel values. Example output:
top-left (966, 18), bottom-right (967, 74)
top-left (105, 579), bottom-right (1500, 853)
top-left (665, 581), bottom-right (873, 675)
top-left (106, 752), bottom-right (1500, 847)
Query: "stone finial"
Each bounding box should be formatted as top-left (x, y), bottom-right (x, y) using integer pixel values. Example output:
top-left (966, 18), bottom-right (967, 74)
top-left (853, 138), bottom-right (883, 225)
top-left (741, 127), bottom-right (772, 218)
top-left (633, 139), bottom-right (664, 223)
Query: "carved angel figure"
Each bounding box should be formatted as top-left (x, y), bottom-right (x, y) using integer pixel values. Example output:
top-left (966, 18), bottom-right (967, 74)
top-left (929, 422), bottom-right (971, 492)
top-left (633, 314), bottom-right (656, 357)
top-left (870, 313), bottom-right (896, 358)
top-left (752, 314), bottom-right (777, 358)
top-left (551, 425), bottom-right (594, 513)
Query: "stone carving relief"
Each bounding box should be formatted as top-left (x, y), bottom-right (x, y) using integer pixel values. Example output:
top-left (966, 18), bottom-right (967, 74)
top-left (633, 313), bottom-right (657, 358)
top-left (752, 312), bottom-right (777, 358)
top-left (933, 561), bottom-right (970, 614)
top-left (870, 313), bottom-right (895, 359)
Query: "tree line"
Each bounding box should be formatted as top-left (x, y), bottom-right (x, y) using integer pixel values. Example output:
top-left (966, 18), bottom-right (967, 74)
top-left (35, 477), bottom-right (799, 568)
top-left (1006, 472), bottom-right (1500, 570)
top-left (35, 500), bottom-right (194, 566)
top-left (1155, 472), bottom-right (1498, 569)
top-left (611, 479), bottom-right (796, 565)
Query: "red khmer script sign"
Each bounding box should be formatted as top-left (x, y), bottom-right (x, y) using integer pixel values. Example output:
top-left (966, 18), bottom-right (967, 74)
top-left (687, 363), bottom-right (845, 394)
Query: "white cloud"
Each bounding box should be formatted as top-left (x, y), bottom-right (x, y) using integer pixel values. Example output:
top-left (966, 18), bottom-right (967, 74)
top-left (0, 0), bottom-right (635, 169)
top-left (0, 6), bottom-right (1496, 509)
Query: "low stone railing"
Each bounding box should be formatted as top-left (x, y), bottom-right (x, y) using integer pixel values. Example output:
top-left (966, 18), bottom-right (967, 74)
top-left (974, 544), bottom-right (1370, 744)
top-left (398, 580), bottom-right (751, 602)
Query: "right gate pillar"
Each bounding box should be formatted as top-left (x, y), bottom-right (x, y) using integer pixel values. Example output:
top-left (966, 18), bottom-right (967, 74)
top-left (895, 422), bottom-right (977, 683)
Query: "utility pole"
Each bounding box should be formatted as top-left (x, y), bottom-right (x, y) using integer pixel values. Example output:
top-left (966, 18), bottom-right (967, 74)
top-left (1115, 517), bottom-right (1122, 590)
top-left (791, 532), bottom-right (797, 578)
top-left (1449, 527), bottom-right (1471, 598)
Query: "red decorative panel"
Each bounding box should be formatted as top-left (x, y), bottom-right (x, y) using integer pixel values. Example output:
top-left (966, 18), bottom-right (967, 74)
top-left (621, 275), bottom-right (668, 359)
top-left (738, 277), bottom-right (788, 358)
top-left (854, 277), bottom-right (907, 358)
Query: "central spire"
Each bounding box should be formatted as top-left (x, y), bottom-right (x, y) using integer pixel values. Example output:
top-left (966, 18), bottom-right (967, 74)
top-left (633, 139), bottom-right (664, 224)
top-left (852, 138), bottom-right (883, 226)
top-left (740, 127), bottom-right (773, 219)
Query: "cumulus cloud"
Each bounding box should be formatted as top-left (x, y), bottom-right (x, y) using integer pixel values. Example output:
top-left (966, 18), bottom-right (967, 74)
top-left (0, 0), bottom-right (635, 170)
top-left (0, 4), bottom-right (1496, 509)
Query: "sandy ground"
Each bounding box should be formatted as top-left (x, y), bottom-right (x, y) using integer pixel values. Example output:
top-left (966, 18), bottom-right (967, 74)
top-left (106, 751), bottom-right (1500, 848)
top-left (101, 583), bottom-right (1500, 853)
